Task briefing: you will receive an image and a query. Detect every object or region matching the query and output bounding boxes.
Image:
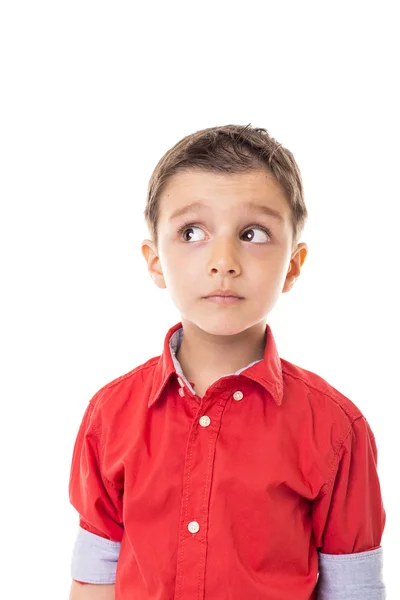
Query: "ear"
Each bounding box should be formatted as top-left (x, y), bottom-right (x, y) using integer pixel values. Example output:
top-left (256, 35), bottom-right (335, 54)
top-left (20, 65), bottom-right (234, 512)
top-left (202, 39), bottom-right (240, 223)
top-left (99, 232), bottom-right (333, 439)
top-left (282, 242), bottom-right (308, 294)
top-left (141, 239), bottom-right (167, 290)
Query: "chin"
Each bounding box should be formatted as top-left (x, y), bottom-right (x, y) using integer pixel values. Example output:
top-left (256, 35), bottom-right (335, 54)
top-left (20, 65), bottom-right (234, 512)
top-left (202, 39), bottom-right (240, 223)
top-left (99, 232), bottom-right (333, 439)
top-left (185, 312), bottom-right (264, 337)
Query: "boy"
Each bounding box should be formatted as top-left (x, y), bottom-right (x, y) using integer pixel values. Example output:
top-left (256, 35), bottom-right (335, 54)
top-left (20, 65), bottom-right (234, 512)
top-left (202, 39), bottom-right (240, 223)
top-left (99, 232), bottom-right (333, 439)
top-left (68, 124), bottom-right (386, 599)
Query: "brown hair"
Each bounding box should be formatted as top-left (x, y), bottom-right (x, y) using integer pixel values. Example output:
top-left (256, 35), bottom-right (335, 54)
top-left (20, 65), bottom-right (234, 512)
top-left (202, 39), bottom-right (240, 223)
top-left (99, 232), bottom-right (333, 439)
top-left (144, 124), bottom-right (308, 251)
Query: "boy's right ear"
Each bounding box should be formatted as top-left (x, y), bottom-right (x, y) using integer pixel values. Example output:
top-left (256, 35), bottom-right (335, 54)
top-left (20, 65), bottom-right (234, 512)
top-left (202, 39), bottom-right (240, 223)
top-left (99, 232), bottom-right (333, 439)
top-left (141, 239), bottom-right (166, 289)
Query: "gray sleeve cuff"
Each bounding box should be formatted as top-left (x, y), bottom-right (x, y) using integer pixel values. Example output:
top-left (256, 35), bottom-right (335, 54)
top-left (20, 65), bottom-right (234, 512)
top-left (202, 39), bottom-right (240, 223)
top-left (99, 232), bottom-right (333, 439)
top-left (70, 526), bottom-right (121, 584)
top-left (317, 547), bottom-right (386, 599)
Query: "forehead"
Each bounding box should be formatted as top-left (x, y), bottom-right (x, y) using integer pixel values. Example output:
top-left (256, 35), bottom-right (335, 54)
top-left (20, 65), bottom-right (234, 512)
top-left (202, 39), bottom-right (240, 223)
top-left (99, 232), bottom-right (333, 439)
top-left (158, 169), bottom-right (291, 224)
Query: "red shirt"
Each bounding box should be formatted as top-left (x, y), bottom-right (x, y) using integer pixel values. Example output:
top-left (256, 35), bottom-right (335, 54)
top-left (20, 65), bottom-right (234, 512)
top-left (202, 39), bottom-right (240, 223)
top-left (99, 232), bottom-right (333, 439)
top-left (69, 321), bottom-right (386, 599)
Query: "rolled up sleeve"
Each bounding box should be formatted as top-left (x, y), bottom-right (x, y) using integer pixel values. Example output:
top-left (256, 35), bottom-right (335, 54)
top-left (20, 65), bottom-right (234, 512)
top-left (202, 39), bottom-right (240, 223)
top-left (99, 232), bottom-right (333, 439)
top-left (71, 527), bottom-right (121, 584)
top-left (68, 399), bottom-right (124, 583)
top-left (312, 416), bottom-right (386, 599)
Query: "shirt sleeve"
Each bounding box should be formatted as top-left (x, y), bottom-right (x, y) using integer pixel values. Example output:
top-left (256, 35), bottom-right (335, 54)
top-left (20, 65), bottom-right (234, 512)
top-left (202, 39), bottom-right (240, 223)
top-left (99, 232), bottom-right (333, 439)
top-left (69, 400), bottom-right (124, 583)
top-left (312, 415), bottom-right (386, 599)
top-left (71, 527), bottom-right (121, 585)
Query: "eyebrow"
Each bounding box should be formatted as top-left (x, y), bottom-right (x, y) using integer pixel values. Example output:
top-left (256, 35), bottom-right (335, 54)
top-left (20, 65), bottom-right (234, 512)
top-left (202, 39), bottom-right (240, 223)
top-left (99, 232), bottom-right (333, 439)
top-left (168, 201), bottom-right (285, 224)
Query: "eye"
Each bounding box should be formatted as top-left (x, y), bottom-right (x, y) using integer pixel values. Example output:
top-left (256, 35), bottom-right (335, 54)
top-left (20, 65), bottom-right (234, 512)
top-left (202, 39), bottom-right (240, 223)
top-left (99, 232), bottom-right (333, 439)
top-left (177, 222), bottom-right (272, 243)
top-left (241, 226), bottom-right (272, 243)
top-left (177, 224), bottom-right (206, 242)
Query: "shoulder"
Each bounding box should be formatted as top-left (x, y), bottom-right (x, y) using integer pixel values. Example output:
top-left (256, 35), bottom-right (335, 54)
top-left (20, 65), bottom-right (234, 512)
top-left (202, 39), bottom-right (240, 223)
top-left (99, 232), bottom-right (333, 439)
top-left (279, 359), bottom-right (377, 474)
top-left (280, 358), bottom-right (365, 426)
top-left (88, 355), bottom-right (160, 420)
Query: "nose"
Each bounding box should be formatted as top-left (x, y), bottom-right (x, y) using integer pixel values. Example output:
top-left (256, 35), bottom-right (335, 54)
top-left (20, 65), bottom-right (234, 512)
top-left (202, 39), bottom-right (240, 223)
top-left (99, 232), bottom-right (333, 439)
top-left (207, 235), bottom-right (241, 277)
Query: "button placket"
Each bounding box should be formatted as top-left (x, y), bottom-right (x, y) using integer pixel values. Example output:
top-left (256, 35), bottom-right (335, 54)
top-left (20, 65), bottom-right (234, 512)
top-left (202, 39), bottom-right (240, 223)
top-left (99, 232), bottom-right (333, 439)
top-left (174, 393), bottom-right (229, 599)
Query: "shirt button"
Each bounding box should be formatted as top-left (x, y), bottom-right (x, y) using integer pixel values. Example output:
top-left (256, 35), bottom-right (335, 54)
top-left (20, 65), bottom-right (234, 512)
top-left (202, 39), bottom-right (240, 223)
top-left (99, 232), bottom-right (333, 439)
top-left (177, 376), bottom-right (185, 387)
top-left (233, 391), bottom-right (244, 401)
top-left (188, 521), bottom-right (200, 534)
top-left (178, 387), bottom-right (185, 397)
top-left (199, 415), bottom-right (211, 427)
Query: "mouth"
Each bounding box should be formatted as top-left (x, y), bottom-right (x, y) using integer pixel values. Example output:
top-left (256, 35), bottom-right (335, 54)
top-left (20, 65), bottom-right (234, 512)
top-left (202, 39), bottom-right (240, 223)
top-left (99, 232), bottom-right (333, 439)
top-left (204, 295), bottom-right (244, 305)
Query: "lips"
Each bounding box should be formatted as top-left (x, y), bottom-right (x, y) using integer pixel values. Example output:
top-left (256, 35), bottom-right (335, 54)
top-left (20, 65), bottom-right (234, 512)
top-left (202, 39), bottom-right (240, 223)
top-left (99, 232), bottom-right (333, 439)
top-left (205, 295), bottom-right (243, 305)
top-left (205, 289), bottom-right (243, 299)
top-left (208, 295), bottom-right (241, 299)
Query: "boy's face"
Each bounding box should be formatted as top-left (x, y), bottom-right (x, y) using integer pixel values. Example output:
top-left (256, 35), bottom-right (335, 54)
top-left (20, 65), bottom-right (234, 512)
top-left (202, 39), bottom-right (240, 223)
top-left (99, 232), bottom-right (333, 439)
top-left (141, 169), bottom-right (307, 336)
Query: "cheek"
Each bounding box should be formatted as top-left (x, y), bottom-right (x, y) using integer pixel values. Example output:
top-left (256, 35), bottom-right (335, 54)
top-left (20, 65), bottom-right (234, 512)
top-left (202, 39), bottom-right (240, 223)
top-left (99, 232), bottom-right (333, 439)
top-left (248, 250), bottom-right (290, 291)
top-left (246, 245), bottom-right (285, 271)
top-left (161, 247), bottom-right (199, 288)
top-left (164, 244), bottom-right (201, 267)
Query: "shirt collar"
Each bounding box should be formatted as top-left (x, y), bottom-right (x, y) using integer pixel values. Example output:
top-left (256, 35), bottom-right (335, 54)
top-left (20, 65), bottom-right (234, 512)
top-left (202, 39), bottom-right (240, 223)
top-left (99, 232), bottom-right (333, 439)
top-left (148, 321), bottom-right (283, 408)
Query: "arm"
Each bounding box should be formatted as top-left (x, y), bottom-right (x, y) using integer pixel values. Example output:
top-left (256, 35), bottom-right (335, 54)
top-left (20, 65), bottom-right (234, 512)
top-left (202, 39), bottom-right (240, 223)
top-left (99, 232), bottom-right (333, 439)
top-left (312, 416), bottom-right (386, 599)
top-left (68, 401), bottom-right (124, 588)
top-left (69, 581), bottom-right (115, 600)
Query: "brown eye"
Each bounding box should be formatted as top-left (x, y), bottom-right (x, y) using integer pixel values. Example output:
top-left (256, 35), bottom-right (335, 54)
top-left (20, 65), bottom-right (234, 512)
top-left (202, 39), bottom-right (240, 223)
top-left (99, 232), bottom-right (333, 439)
top-left (178, 225), bottom-right (205, 242)
top-left (241, 227), bottom-right (271, 243)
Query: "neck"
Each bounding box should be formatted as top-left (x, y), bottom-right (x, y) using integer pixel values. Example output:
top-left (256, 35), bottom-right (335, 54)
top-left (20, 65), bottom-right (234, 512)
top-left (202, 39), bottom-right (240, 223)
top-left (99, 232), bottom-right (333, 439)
top-left (175, 319), bottom-right (267, 392)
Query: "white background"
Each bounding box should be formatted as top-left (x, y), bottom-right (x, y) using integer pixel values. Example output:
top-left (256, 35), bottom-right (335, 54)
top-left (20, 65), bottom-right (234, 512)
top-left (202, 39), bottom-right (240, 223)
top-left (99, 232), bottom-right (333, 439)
top-left (1, 1), bottom-right (399, 598)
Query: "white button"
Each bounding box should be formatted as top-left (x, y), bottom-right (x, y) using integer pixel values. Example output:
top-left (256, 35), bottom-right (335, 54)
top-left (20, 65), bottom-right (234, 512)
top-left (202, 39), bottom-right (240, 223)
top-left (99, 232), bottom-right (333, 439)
top-left (188, 521), bottom-right (200, 533)
top-left (177, 376), bottom-right (184, 387)
top-left (199, 415), bottom-right (211, 427)
top-left (179, 387), bottom-right (185, 397)
top-left (233, 391), bottom-right (244, 401)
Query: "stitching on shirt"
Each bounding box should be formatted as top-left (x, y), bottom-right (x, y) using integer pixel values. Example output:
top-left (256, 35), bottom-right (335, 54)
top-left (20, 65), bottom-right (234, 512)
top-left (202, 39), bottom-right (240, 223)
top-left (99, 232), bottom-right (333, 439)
top-left (198, 410), bottom-right (215, 599)
top-left (198, 402), bottom-right (224, 600)
top-left (103, 475), bottom-right (123, 492)
top-left (320, 423), bottom-right (354, 496)
top-left (87, 412), bottom-right (125, 497)
top-left (281, 368), bottom-right (361, 422)
top-left (88, 361), bottom-right (159, 413)
top-left (176, 427), bottom-right (196, 600)
top-left (244, 372), bottom-right (279, 399)
top-left (93, 422), bottom-right (124, 494)
top-left (318, 547), bottom-right (383, 560)
top-left (281, 369), bottom-right (369, 498)
top-left (86, 396), bottom-right (124, 494)
top-left (77, 404), bottom-right (111, 496)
